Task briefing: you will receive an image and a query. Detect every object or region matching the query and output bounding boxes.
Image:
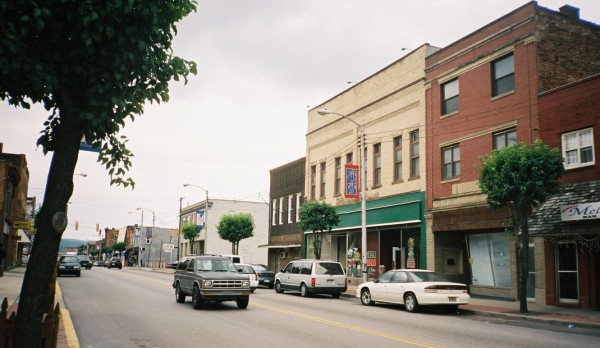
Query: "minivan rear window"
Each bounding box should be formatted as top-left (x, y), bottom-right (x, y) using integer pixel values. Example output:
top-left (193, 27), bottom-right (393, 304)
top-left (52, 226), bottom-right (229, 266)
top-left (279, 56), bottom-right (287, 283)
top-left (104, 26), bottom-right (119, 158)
top-left (315, 262), bottom-right (344, 275)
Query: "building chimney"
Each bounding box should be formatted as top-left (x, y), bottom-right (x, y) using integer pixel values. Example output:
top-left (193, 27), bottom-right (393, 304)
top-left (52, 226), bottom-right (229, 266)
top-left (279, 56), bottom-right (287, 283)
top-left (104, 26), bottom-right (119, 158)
top-left (559, 5), bottom-right (580, 20)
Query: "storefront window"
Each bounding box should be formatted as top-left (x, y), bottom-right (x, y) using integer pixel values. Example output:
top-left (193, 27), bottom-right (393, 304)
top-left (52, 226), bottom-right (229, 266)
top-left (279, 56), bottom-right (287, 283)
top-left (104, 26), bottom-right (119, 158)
top-left (346, 233), bottom-right (362, 277)
top-left (469, 232), bottom-right (510, 287)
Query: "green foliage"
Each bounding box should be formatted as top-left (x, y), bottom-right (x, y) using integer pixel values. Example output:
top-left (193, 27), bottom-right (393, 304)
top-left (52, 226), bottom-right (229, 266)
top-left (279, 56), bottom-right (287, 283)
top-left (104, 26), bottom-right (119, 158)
top-left (298, 200), bottom-right (340, 259)
top-left (216, 213), bottom-right (255, 254)
top-left (0, 0), bottom-right (198, 187)
top-left (77, 244), bottom-right (87, 253)
top-left (112, 242), bottom-right (126, 255)
top-left (101, 246), bottom-right (112, 254)
top-left (90, 250), bottom-right (99, 256)
top-left (181, 222), bottom-right (200, 254)
top-left (478, 140), bottom-right (565, 210)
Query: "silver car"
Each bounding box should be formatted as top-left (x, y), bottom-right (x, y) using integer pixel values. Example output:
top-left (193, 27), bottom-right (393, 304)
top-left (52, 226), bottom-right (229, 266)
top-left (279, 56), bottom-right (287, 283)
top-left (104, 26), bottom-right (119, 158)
top-left (274, 259), bottom-right (347, 298)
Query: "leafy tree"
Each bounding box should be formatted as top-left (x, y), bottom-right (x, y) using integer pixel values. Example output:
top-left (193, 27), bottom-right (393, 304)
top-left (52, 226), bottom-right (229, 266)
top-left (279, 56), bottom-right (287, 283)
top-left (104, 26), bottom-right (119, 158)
top-left (478, 140), bottom-right (564, 313)
top-left (298, 200), bottom-right (340, 259)
top-left (101, 246), bottom-right (113, 255)
top-left (1, 2), bottom-right (197, 345)
top-left (181, 223), bottom-right (200, 255)
top-left (112, 242), bottom-right (126, 256)
top-left (77, 244), bottom-right (87, 254)
top-left (90, 249), bottom-right (99, 260)
top-left (216, 213), bottom-right (255, 255)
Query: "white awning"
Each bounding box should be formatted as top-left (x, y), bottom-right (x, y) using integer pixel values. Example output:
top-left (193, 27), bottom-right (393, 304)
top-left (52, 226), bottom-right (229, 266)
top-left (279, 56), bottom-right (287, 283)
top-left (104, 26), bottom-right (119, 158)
top-left (17, 229), bottom-right (32, 244)
top-left (258, 244), bottom-right (301, 249)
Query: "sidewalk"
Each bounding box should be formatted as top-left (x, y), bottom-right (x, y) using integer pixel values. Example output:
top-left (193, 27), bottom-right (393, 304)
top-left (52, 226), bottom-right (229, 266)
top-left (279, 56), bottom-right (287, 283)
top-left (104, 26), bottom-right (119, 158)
top-left (2, 266), bottom-right (599, 348)
top-left (0, 266), bottom-right (73, 348)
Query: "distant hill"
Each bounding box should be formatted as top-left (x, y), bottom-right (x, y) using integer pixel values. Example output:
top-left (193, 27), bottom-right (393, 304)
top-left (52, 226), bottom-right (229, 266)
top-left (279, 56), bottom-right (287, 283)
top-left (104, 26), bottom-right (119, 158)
top-left (59, 238), bottom-right (88, 253)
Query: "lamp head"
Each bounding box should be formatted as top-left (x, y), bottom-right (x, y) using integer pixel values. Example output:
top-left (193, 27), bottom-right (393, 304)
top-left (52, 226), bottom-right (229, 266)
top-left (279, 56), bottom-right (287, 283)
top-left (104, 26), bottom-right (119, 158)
top-left (317, 109), bottom-right (332, 116)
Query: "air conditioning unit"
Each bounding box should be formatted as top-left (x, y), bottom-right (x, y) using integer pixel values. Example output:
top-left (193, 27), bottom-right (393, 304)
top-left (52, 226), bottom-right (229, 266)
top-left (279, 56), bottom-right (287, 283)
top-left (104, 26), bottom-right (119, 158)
top-left (280, 250), bottom-right (288, 258)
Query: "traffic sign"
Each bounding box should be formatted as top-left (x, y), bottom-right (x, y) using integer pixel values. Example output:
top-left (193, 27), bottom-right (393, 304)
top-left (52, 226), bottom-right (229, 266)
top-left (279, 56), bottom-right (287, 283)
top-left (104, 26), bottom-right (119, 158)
top-left (13, 220), bottom-right (32, 229)
top-left (163, 243), bottom-right (175, 252)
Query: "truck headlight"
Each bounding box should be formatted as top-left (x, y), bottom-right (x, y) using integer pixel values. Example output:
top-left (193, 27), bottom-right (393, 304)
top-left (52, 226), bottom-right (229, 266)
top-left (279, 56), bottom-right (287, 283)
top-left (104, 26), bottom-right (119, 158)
top-left (242, 280), bottom-right (250, 287)
top-left (203, 280), bottom-right (213, 288)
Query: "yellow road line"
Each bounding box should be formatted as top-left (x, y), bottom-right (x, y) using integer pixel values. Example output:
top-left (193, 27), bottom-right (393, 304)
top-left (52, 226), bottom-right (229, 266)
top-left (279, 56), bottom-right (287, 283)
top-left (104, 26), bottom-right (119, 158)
top-left (251, 303), bottom-right (445, 348)
top-left (56, 282), bottom-right (80, 348)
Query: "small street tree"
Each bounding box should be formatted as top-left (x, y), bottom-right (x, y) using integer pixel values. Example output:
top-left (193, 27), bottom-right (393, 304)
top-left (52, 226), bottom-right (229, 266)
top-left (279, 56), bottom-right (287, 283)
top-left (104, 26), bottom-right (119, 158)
top-left (1, 2), bottom-right (197, 345)
top-left (182, 223), bottom-right (200, 255)
top-left (217, 213), bottom-right (255, 255)
top-left (478, 140), bottom-right (564, 313)
top-left (298, 200), bottom-right (340, 260)
top-left (112, 242), bottom-right (126, 256)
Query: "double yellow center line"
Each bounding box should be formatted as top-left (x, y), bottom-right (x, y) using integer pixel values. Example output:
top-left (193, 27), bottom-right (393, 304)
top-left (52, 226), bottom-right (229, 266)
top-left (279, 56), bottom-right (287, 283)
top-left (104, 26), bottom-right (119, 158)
top-left (252, 303), bottom-right (445, 348)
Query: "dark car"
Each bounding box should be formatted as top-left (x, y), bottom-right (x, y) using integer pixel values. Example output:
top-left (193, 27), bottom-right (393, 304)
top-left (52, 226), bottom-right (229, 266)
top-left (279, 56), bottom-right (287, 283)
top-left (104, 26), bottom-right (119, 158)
top-left (107, 257), bottom-right (122, 269)
top-left (78, 255), bottom-right (93, 269)
top-left (251, 264), bottom-right (275, 289)
top-left (57, 255), bottom-right (81, 277)
top-left (172, 255), bottom-right (251, 309)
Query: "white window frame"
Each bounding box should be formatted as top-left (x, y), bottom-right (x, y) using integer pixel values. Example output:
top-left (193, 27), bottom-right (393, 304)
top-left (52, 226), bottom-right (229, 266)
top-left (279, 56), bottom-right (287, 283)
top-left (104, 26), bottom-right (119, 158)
top-left (562, 128), bottom-right (595, 169)
top-left (279, 197), bottom-right (284, 225)
top-left (288, 195), bottom-right (293, 223)
top-left (296, 193), bottom-right (301, 221)
top-left (271, 199), bottom-right (277, 226)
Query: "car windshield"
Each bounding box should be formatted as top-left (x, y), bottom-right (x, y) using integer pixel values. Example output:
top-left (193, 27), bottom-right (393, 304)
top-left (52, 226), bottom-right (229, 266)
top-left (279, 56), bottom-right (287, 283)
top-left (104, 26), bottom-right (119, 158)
top-left (197, 259), bottom-right (236, 272)
top-left (408, 271), bottom-right (450, 282)
top-left (252, 264), bottom-right (270, 272)
top-left (61, 256), bottom-right (79, 263)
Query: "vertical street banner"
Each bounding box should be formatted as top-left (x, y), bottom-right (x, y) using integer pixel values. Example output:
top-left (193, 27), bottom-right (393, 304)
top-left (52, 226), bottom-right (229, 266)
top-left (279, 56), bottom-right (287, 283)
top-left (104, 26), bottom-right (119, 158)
top-left (196, 210), bottom-right (205, 229)
top-left (344, 164), bottom-right (359, 198)
top-left (146, 227), bottom-right (152, 239)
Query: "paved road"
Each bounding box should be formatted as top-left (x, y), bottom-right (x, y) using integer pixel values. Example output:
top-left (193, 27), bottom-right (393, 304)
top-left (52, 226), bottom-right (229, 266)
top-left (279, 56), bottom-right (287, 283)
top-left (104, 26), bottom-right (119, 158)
top-left (59, 267), bottom-right (599, 348)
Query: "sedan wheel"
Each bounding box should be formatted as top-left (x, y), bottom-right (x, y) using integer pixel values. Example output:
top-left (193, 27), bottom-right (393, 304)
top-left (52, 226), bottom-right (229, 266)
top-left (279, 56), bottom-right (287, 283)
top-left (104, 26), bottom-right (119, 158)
top-left (404, 293), bottom-right (419, 313)
top-left (175, 283), bottom-right (186, 303)
top-left (192, 286), bottom-right (204, 310)
top-left (360, 288), bottom-right (374, 306)
top-left (300, 284), bottom-right (309, 297)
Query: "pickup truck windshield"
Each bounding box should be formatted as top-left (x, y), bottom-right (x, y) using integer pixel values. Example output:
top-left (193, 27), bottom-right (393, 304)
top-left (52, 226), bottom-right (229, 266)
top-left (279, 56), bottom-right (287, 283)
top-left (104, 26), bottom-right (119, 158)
top-left (197, 260), bottom-right (236, 272)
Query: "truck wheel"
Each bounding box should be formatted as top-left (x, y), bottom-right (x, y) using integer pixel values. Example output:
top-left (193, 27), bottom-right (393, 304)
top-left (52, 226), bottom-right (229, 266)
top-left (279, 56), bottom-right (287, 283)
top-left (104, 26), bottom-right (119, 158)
top-left (192, 286), bottom-right (204, 310)
top-left (237, 298), bottom-right (249, 309)
top-left (175, 283), bottom-right (186, 303)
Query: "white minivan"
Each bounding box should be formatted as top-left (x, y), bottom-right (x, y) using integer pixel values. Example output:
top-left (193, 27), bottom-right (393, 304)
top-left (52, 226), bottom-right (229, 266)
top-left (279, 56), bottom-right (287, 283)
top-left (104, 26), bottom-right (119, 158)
top-left (274, 259), bottom-right (347, 298)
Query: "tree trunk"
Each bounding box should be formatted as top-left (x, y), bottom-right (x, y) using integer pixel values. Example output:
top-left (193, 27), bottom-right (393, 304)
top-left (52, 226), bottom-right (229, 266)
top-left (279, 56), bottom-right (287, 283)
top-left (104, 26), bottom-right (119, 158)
top-left (517, 210), bottom-right (529, 313)
top-left (15, 89), bottom-right (82, 347)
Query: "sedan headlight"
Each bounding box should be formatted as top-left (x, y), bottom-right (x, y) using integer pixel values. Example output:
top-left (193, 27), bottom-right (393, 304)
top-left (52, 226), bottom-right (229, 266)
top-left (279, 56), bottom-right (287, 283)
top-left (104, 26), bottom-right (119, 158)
top-left (58, 265), bottom-right (66, 269)
top-left (74, 265), bottom-right (81, 269)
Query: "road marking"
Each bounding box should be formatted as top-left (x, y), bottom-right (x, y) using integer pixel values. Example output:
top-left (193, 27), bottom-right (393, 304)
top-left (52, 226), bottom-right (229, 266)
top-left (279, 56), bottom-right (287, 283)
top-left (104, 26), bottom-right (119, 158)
top-left (251, 303), bottom-right (445, 348)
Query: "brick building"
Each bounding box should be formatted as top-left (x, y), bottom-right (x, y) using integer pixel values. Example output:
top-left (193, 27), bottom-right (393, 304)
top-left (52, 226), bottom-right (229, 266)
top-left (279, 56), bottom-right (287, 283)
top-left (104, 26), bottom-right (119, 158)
top-left (529, 74), bottom-right (600, 309)
top-left (424, 2), bottom-right (600, 303)
top-left (0, 143), bottom-right (31, 269)
top-left (266, 157), bottom-right (305, 273)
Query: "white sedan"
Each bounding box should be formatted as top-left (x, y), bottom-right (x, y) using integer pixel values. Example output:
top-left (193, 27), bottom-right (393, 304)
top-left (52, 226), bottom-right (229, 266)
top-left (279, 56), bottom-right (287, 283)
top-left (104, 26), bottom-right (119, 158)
top-left (356, 269), bottom-right (469, 313)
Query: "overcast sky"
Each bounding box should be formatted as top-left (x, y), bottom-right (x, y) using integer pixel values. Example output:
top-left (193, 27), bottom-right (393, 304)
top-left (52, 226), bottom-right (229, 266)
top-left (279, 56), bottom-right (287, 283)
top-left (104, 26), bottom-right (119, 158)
top-left (1, 0), bottom-right (599, 241)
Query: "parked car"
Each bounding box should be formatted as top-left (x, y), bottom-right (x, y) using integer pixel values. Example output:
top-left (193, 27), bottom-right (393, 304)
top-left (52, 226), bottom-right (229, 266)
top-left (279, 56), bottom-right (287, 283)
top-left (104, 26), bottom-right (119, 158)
top-left (235, 263), bottom-right (259, 293)
top-left (57, 255), bottom-right (81, 277)
top-left (275, 259), bottom-right (347, 298)
top-left (166, 260), bottom-right (179, 269)
top-left (78, 255), bottom-right (93, 269)
top-left (107, 257), bottom-right (122, 269)
top-left (251, 264), bottom-right (275, 289)
top-left (356, 269), bottom-right (470, 313)
top-left (93, 260), bottom-right (102, 267)
top-left (172, 255), bottom-right (251, 309)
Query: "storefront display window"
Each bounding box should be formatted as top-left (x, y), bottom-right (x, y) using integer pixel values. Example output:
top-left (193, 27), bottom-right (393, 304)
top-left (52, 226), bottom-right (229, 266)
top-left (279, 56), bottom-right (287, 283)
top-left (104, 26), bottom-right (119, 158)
top-left (346, 233), bottom-right (362, 277)
top-left (469, 232), bottom-right (510, 287)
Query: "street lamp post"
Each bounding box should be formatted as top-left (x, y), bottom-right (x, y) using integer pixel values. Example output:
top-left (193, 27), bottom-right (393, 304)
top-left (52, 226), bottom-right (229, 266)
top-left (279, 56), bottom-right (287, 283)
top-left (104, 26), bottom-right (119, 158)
top-left (183, 183), bottom-right (209, 255)
top-left (137, 207), bottom-right (155, 267)
top-left (128, 211), bottom-right (143, 268)
top-left (317, 109), bottom-right (368, 283)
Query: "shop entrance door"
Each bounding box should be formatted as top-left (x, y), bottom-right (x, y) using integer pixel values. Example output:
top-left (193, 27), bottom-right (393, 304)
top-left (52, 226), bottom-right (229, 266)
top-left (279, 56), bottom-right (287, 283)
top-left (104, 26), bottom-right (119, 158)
top-left (556, 243), bottom-right (578, 303)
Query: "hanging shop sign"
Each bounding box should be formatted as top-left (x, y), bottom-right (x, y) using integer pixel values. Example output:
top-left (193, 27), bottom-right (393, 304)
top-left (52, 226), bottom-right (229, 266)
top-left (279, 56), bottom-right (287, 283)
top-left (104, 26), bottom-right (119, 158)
top-left (560, 202), bottom-right (600, 221)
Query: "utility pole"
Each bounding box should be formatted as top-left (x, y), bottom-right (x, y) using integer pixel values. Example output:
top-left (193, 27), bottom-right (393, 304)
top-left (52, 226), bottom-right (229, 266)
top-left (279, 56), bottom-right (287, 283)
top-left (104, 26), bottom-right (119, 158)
top-left (178, 197), bottom-right (183, 260)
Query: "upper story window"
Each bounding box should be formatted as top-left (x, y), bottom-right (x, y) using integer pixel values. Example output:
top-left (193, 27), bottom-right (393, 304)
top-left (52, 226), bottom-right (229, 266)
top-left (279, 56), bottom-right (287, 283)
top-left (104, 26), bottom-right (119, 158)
top-left (393, 136), bottom-right (402, 181)
top-left (346, 152), bottom-right (353, 164)
top-left (493, 128), bottom-right (517, 150)
top-left (410, 130), bottom-right (420, 178)
top-left (271, 199), bottom-right (277, 225)
top-left (310, 165), bottom-right (316, 199)
top-left (334, 157), bottom-right (341, 196)
top-left (373, 143), bottom-right (381, 187)
top-left (492, 54), bottom-right (514, 97)
top-left (562, 128), bottom-right (595, 169)
top-left (320, 162), bottom-right (326, 198)
top-left (442, 144), bottom-right (461, 180)
top-left (442, 78), bottom-right (459, 115)
top-left (279, 197), bottom-right (284, 225)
